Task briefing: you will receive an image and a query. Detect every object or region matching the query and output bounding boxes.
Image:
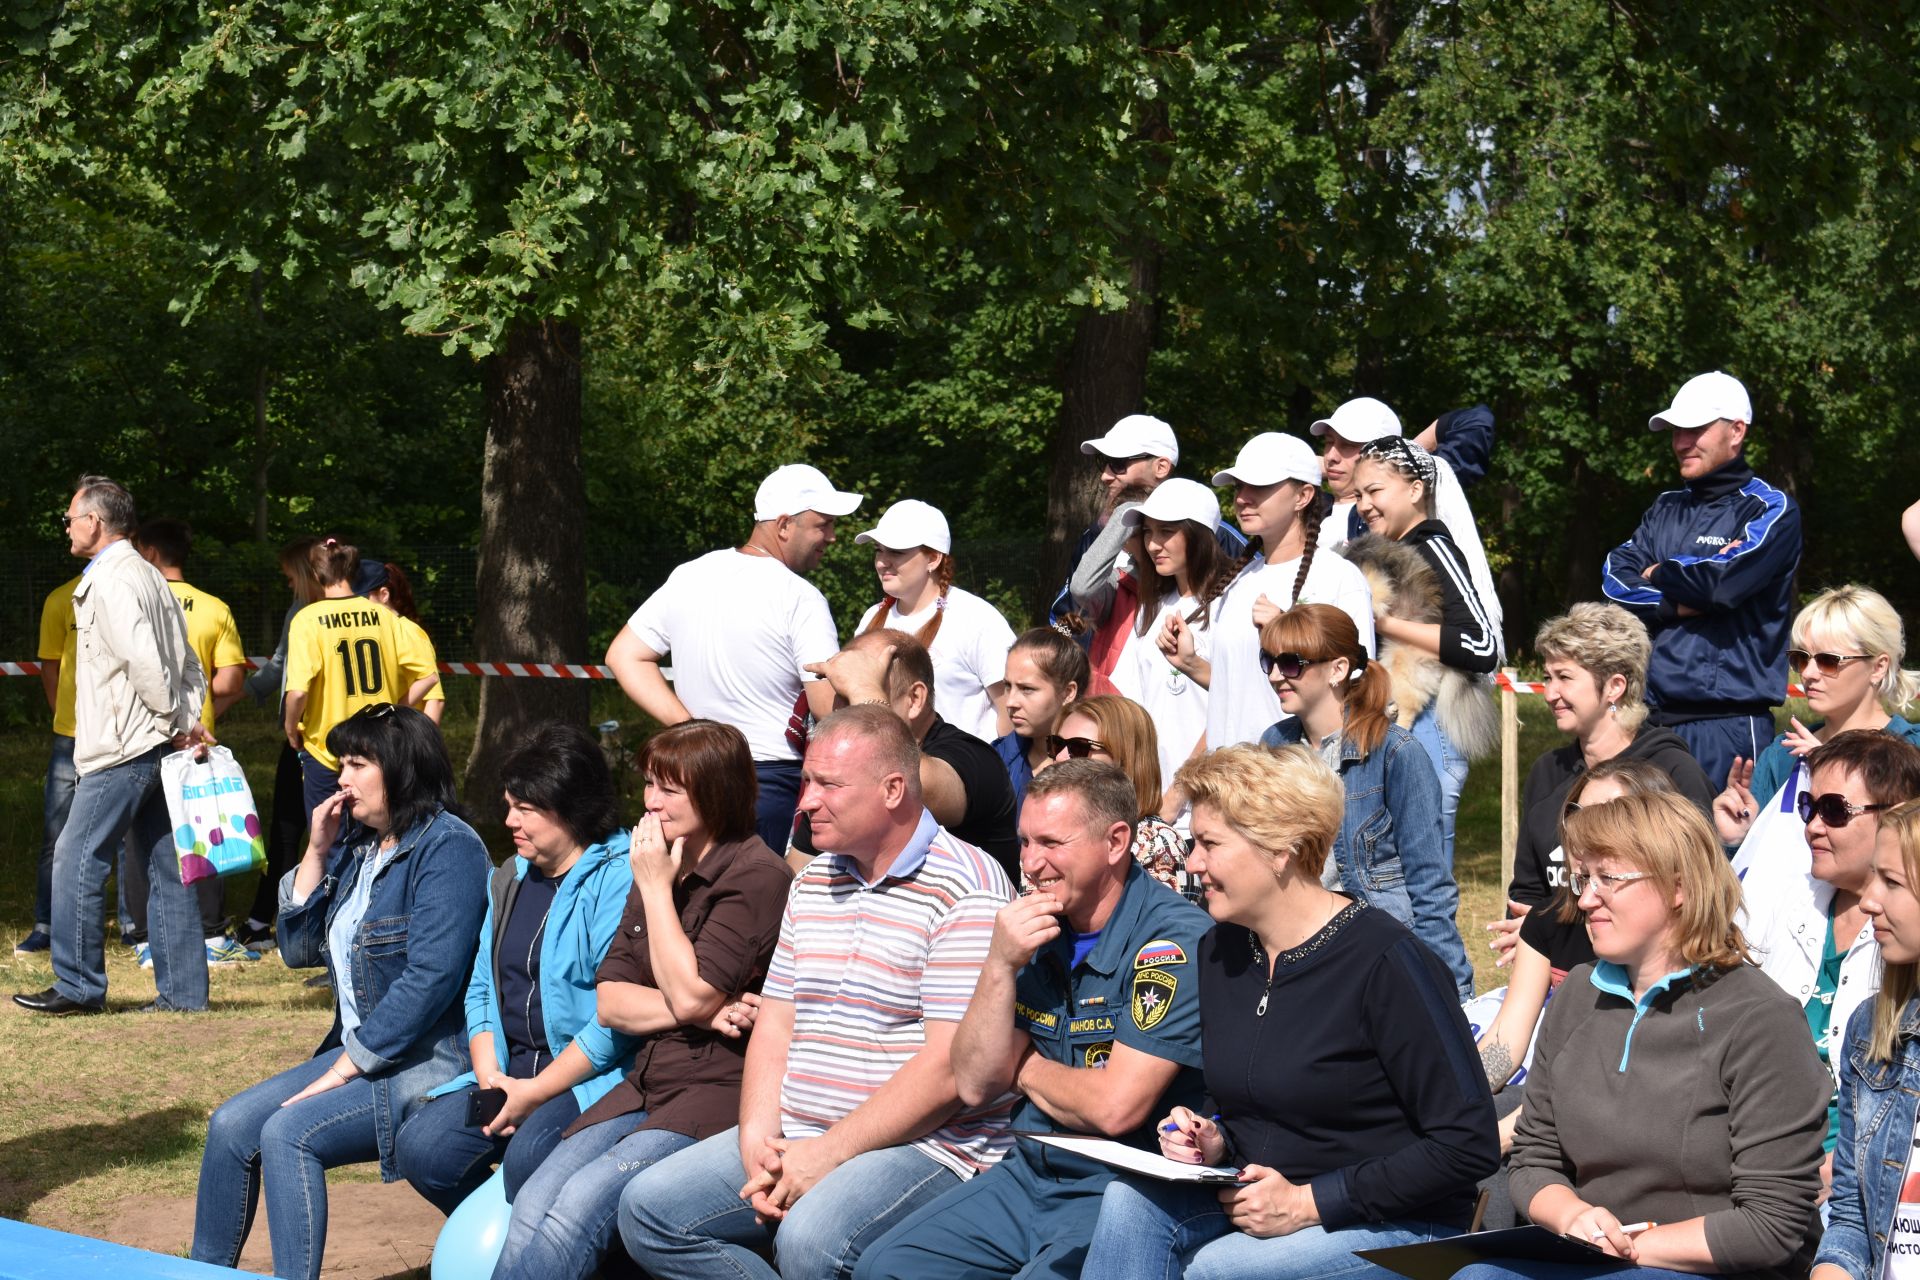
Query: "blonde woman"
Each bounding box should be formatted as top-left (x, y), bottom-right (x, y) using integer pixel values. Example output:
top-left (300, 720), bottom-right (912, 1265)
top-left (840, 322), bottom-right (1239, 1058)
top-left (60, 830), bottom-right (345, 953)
top-left (1460, 793), bottom-right (1827, 1280)
top-left (1719, 584), bottom-right (1920, 848)
top-left (1815, 798), bottom-right (1920, 1280)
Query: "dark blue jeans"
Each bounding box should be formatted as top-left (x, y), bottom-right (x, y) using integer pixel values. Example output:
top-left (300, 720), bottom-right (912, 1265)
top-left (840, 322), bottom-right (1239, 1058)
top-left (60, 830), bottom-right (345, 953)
top-left (753, 759), bottom-right (803, 854)
top-left (36, 733), bottom-right (76, 927)
top-left (51, 744), bottom-right (207, 1010)
top-left (393, 1085), bottom-right (582, 1214)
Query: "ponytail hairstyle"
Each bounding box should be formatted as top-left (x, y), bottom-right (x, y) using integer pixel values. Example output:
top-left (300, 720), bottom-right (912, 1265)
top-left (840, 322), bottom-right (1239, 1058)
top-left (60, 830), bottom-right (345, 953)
top-left (1871, 798), bottom-right (1920, 1063)
top-left (308, 536), bottom-right (359, 588)
top-left (861, 548), bottom-right (956, 649)
top-left (1134, 519), bottom-right (1235, 637)
top-left (1009, 625), bottom-right (1092, 710)
top-left (1260, 603), bottom-right (1390, 756)
top-left (381, 562), bottom-right (423, 624)
top-left (277, 536), bottom-right (323, 606)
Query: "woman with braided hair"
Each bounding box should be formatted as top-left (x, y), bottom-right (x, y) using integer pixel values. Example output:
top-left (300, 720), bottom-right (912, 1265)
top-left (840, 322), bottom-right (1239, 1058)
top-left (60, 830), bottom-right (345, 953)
top-left (854, 500), bottom-right (1015, 741)
top-left (1163, 432), bottom-right (1375, 755)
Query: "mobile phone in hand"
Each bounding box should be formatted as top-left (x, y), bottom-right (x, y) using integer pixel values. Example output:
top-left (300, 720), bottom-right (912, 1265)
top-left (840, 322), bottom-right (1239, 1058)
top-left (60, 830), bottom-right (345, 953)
top-left (466, 1087), bottom-right (507, 1128)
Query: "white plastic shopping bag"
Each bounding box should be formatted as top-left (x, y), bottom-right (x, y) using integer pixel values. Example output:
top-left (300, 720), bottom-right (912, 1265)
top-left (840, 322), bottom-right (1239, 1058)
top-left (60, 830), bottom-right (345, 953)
top-left (161, 746), bottom-right (266, 885)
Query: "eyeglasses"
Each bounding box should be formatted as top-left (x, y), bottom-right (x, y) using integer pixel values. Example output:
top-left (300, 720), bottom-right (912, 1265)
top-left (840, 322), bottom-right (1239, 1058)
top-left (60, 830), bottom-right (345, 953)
top-left (1100, 454), bottom-right (1154, 474)
top-left (1797, 791), bottom-right (1890, 827)
top-left (1259, 651), bottom-right (1317, 680)
top-left (1568, 868), bottom-right (1655, 898)
top-left (58, 512), bottom-right (99, 531)
top-left (1047, 735), bottom-right (1108, 759)
top-left (1788, 650), bottom-right (1873, 676)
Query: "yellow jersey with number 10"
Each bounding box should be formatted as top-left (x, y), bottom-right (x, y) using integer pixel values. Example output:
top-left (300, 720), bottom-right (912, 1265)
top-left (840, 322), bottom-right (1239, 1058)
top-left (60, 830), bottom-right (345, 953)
top-left (285, 597), bottom-right (436, 772)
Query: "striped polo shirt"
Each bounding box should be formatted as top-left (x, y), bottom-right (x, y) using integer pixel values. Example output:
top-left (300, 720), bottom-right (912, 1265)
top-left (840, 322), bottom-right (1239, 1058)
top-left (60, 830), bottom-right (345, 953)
top-left (765, 808), bottom-right (1015, 1178)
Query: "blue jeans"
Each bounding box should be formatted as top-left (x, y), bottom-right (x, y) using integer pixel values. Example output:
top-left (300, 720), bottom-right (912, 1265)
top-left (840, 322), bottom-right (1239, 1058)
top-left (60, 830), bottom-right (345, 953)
top-left (1454, 1263), bottom-right (1699, 1280)
top-left (618, 1126), bottom-right (962, 1280)
top-left (192, 1053), bottom-right (382, 1280)
top-left (1409, 708), bottom-right (1470, 870)
top-left (36, 733), bottom-right (76, 927)
top-left (1082, 1177), bottom-right (1454, 1280)
top-left (493, 1113), bottom-right (696, 1280)
top-left (753, 760), bottom-right (803, 854)
top-left (51, 744), bottom-right (207, 1010)
top-left (394, 1085), bottom-right (582, 1214)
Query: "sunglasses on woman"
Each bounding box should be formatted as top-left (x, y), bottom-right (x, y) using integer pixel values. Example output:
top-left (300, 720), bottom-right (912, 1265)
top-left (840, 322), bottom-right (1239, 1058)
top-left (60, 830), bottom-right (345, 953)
top-left (1787, 650), bottom-right (1873, 676)
top-left (1258, 651), bottom-right (1318, 680)
top-left (1797, 792), bottom-right (1890, 827)
top-left (1047, 735), bottom-right (1108, 759)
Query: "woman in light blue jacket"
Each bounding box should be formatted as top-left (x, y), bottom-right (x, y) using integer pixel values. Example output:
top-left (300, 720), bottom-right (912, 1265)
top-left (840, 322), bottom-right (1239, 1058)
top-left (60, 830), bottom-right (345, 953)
top-left (393, 722), bottom-right (636, 1213)
top-left (1258, 602), bottom-right (1475, 997)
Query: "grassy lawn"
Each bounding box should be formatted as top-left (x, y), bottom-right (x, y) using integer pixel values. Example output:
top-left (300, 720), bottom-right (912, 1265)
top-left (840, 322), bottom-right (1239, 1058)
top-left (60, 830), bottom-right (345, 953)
top-left (0, 677), bottom-right (1784, 1243)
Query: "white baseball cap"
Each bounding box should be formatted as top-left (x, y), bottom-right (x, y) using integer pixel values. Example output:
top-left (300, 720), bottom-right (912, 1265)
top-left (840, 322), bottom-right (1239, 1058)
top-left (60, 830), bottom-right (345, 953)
top-left (1080, 414), bottom-right (1180, 465)
top-left (854, 499), bottom-right (952, 554)
top-left (1309, 396), bottom-right (1402, 441)
top-left (1211, 433), bottom-right (1323, 488)
top-left (1119, 478), bottom-right (1220, 533)
top-left (753, 464), bottom-right (864, 521)
top-left (1649, 371), bottom-right (1752, 432)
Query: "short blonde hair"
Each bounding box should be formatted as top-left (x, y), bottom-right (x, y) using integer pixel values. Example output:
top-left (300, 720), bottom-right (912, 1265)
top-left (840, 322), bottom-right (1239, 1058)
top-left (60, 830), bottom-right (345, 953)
top-left (1793, 585), bottom-right (1920, 713)
top-left (1561, 791), bottom-right (1749, 972)
top-left (1057, 696), bottom-right (1161, 818)
top-left (1175, 744), bottom-right (1343, 879)
top-left (1535, 603), bottom-right (1651, 732)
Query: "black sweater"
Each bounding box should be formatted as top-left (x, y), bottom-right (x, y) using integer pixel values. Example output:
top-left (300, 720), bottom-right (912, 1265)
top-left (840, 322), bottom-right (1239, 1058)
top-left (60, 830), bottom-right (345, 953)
top-left (1202, 907), bottom-right (1498, 1230)
top-left (1401, 519), bottom-right (1499, 674)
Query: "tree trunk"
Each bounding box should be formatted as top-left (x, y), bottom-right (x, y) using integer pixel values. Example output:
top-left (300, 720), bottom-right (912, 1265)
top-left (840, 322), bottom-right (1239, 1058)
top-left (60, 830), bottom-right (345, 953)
top-left (1038, 251), bottom-right (1162, 609)
top-left (464, 318), bottom-right (590, 820)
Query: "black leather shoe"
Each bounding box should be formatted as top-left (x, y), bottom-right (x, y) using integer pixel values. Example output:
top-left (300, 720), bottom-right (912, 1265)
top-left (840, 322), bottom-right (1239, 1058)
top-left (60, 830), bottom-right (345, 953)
top-left (12, 987), bottom-right (104, 1015)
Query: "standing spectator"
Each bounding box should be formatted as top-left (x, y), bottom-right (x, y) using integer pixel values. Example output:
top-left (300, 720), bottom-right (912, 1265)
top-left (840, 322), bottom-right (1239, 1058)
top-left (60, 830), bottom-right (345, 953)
top-left (367, 561), bottom-right (446, 726)
top-left (854, 499), bottom-right (1015, 742)
top-left (1313, 396), bottom-right (1503, 657)
top-left (1343, 436), bottom-right (1500, 866)
top-left (606, 463), bottom-right (862, 851)
top-left (14, 477), bottom-right (211, 1016)
top-left (236, 536), bottom-right (321, 951)
top-left (1048, 695), bottom-right (1191, 895)
top-left (17, 572), bottom-right (81, 955)
top-left (1491, 604), bottom-right (1715, 967)
top-left (1716, 585), bottom-right (1920, 852)
top-left (994, 626), bottom-right (1092, 808)
top-left (120, 518), bottom-right (256, 967)
top-left (1050, 415), bottom-right (1245, 629)
top-left (1071, 482), bottom-right (1154, 698)
top-left (1601, 370), bottom-right (1803, 788)
top-left (617, 707), bottom-right (1014, 1280)
top-left (1258, 603), bottom-right (1475, 997)
top-left (1170, 432), bottom-right (1373, 752)
top-left (853, 760), bottom-right (1212, 1280)
top-left (283, 538), bottom-right (440, 817)
top-left (1815, 797), bottom-right (1920, 1280)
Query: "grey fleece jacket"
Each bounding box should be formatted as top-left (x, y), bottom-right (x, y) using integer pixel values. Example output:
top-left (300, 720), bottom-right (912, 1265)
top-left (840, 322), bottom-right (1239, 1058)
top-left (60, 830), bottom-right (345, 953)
top-left (1510, 961), bottom-right (1828, 1279)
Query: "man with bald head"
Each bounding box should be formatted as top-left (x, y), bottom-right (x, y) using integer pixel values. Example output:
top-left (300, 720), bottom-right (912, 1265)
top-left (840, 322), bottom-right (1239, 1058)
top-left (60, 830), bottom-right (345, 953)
top-left (619, 706), bottom-right (1015, 1280)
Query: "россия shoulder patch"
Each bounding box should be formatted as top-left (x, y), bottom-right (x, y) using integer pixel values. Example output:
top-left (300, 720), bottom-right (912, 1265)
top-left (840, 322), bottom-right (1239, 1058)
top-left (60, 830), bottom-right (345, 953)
top-left (1134, 939), bottom-right (1188, 969)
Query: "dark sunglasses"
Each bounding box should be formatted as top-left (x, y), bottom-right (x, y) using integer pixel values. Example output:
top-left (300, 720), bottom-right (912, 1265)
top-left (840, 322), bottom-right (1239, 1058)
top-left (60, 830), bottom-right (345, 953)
top-left (1797, 791), bottom-right (1890, 827)
top-left (58, 512), bottom-right (99, 531)
top-left (1099, 453), bottom-right (1155, 473)
top-left (1788, 649), bottom-right (1873, 676)
top-left (1259, 651), bottom-right (1317, 680)
top-left (1047, 735), bottom-right (1108, 759)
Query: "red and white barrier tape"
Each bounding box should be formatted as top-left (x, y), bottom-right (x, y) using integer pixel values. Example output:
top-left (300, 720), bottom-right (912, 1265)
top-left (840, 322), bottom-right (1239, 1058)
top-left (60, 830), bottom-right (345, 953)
top-left (3, 657), bottom-right (619, 680)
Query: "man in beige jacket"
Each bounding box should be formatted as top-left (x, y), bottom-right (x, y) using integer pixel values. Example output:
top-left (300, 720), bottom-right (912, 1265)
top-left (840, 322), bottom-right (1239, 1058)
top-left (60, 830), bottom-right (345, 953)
top-left (15, 476), bottom-right (212, 1015)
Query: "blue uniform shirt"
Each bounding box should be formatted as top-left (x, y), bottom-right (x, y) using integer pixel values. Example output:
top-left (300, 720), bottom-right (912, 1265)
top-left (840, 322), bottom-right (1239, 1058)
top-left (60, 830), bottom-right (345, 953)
top-left (1011, 862), bottom-right (1212, 1182)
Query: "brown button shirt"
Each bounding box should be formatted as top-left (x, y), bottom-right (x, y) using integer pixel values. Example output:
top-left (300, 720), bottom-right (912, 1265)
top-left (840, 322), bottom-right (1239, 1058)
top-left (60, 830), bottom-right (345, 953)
top-left (565, 834), bottom-right (793, 1142)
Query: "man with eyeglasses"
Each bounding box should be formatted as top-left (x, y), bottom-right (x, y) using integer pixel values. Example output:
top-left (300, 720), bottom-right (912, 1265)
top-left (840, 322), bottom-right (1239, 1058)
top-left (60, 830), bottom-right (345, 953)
top-left (1738, 730), bottom-right (1920, 1186)
top-left (1601, 370), bottom-right (1803, 787)
top-left (1048, 415), bottom-right (1246, 634)
top-left (15, 476), bottom-right (212, 1016)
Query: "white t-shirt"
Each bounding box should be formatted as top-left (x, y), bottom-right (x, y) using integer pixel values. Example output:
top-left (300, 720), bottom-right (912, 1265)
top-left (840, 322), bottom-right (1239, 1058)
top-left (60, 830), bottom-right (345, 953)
top-left (1325, 455), bottom-right (1504, 662)
top-left (1204, 548), bottom-right (1376, 750)
top-left (1131, 592), bottom-right (1212, 786)
top-left (626, 548), bottom-right (840, 761)
top-left (856, 586), bottom-right (1015, 742)
top-left (1885, 1136), bottom-right (1920, 1278)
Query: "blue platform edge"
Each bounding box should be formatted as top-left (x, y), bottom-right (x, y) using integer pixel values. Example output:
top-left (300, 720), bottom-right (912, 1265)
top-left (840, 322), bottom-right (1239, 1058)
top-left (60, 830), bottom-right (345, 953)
top-left (0, 1217), bottom-right (255, 1280)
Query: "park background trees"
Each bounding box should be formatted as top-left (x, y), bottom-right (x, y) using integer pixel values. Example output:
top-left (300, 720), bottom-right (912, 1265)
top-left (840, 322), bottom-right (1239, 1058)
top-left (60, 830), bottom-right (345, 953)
top-left (5, 0), bottom-right (1917, 804)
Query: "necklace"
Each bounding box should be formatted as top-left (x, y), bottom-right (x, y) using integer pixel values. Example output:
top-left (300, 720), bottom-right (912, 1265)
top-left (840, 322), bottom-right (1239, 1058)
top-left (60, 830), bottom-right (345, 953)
top-left (1247, 900), bottom-right (1362, 1016)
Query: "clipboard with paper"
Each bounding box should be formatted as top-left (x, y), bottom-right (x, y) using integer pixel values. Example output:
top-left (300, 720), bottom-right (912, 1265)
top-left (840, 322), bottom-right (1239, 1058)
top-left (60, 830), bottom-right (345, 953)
top-left (1353, 1225), bottom-right (1631, 1280)
top-left (1011, 1131), bottom-right (1242, 1184)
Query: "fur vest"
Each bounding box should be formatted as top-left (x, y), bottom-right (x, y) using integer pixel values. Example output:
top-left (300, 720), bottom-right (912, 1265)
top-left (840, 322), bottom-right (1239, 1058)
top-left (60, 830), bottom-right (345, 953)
top-left (1338, 533), bottom-right (1498, 761)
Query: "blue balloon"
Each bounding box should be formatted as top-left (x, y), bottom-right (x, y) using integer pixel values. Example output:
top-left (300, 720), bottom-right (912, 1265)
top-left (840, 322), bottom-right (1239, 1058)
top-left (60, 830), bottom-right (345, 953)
top-left (431, 1168), bottom-right (511, 1280)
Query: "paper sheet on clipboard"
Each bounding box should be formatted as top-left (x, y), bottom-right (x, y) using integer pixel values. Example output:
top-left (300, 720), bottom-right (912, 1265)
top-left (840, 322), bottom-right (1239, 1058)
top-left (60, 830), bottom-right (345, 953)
top-left (1014, 1131), bottom-right (1241, 1183)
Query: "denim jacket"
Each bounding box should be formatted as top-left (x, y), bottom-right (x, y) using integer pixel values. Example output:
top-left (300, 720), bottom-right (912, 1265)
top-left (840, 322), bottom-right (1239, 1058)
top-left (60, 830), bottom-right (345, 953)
top-left (1818, 996), bottom-right (1920, 1279)
top-left (278, 807), bottom-right (489, 1180)
top-left (426, 831), bottom-right (638, 1110)
top-left (1262, 717), bottom-right (1475, 998)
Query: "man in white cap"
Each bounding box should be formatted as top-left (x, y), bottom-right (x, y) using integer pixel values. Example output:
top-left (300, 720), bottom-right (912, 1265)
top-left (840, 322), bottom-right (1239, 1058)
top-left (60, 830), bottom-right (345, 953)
top-left (1602, 371), bottom-right (1802, 787)
top-left (606, 463), bottom-right (863, 849)
top-left (1049, 414), bottom-right (1246, 630)
top-left (1312, 396), bottom-right (1504, 660)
